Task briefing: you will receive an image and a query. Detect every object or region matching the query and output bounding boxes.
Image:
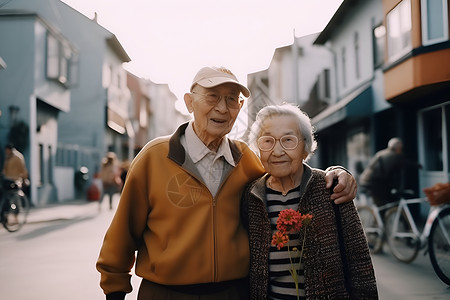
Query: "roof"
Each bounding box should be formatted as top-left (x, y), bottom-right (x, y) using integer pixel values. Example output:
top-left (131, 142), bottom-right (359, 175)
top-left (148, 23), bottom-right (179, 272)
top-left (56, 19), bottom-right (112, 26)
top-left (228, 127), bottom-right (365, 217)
top-left (313, 0), bottom-right (358, 45)
top-left (107, 34), bottom-right (131, 63)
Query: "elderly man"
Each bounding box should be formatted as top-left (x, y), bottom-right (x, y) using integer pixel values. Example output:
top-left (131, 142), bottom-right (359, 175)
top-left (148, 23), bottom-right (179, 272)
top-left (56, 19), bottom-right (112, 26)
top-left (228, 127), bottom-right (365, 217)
top-left (96, 66), bottom-right (357, 300)
top-left (360, 137), bottom-right (421, 207)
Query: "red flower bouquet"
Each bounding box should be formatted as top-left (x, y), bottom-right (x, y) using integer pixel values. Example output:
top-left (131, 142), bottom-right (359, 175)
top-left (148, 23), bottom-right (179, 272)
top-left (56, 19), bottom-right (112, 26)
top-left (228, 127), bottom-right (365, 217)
top-left (271, 208), bottom-right (313, 299)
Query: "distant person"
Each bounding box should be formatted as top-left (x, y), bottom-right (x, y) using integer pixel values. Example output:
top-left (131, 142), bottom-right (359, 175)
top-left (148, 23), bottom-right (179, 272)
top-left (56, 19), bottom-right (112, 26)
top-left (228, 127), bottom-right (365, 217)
top-left (119, 160), bottom-right (130, 192)
top-left (2, 143), bottom-right (28, 182)
top-left (359, 137), bottom-right (421, 206)
top-left (98, 152), bottom-right (122, 210)
top-left (96, 66), bottom-right (357, 300)
top-left (1, 143), bottom-right (29, 202)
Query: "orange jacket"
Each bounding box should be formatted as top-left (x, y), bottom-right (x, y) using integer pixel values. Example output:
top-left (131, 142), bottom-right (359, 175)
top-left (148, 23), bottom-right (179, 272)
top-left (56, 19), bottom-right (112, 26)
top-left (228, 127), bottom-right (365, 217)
top-left (96, 123), bottom-right (265, 295)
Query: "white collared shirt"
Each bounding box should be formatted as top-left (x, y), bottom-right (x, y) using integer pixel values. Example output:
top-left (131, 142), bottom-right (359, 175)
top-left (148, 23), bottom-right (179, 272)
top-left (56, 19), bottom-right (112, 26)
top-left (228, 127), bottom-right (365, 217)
top-left (181, 121), bottom-right (236, 197)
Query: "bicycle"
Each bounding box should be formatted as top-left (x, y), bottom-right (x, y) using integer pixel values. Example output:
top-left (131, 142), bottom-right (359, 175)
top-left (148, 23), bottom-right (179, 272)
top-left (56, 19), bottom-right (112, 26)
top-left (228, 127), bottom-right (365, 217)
top-left (356, 190), bottom-right (404, 254)
top-left (0, 177), bottom-right (30, 232)
top-left (384, 188), bottom-right (450, 285)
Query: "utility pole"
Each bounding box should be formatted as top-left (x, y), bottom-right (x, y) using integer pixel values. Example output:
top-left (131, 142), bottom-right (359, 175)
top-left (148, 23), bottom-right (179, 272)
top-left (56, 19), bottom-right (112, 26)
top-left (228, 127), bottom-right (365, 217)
top-left (292, 29), bottom-right (299, 104)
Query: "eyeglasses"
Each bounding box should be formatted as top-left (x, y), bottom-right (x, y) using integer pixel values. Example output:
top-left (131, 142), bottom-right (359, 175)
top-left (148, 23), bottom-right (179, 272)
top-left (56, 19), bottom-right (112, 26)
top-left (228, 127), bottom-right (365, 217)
top-left (257, 135), bottom-right (299, 151)
top-left (191, 91), bottom-right (243, 109)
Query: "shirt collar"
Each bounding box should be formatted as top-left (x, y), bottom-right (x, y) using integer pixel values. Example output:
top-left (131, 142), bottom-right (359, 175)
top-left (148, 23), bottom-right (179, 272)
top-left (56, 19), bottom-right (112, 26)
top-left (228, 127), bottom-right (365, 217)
top-left (185, 121), bottom-right (236, 167)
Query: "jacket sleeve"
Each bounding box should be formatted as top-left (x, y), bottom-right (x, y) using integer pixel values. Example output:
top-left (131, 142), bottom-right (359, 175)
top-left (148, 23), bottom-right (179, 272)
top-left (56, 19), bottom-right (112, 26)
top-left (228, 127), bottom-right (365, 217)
top-left (325, 165), bottom-right (353, 175)
top-left (96, 154), bottom-right (151, 295)
top-left (339, 201), bottom-right (379, 299)
top-left (106, 291), bottom-right (126, 300)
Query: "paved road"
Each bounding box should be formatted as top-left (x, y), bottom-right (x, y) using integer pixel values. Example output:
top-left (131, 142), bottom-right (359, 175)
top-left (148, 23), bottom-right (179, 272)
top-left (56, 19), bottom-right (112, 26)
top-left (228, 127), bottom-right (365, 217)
top-left (0, 198), bottom-right (449, 299)
top-left (0, 197), bottom-right (140, 300)
top-left (372, 246), bottom-right (450, 299)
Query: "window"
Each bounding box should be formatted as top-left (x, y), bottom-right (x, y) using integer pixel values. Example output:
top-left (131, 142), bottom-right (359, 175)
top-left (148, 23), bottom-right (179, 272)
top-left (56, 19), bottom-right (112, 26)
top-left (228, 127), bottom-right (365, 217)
top-left (139, 99), bottom-right (148, 128)
top-left (421, 0), bottom-right (449, 45)
top-left (447, 105), bottom-right (450, 173)
top-left (387, 0), bottom-right (412, 62)
top-left (422, 107), bottom-right (442, 171)
top-left (372, 23), bottom-right (385, 68)
top-left (323, 69), bottom-right (330, 99)
top-left (48, 145), bottom-right (53, 184)
top-left (316, 69), bottom-right (331, 102)
top-left (341, 47), bottom-right (347, 88)
top-left (46, 34), bottom-right (59, 79)
top-left (46, 32), bottom-right (77, 87)
top-left (103, 64), bottom-right (112, 88)
top-left (38, 144), bottom-right (44, 185)
top-left (354, 32), bottom-right (360, 79)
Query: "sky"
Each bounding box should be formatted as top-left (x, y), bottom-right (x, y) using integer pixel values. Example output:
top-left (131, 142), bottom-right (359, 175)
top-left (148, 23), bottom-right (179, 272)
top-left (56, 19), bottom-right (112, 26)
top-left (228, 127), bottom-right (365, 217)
top-left (61, 0), bottom-right (343, 115)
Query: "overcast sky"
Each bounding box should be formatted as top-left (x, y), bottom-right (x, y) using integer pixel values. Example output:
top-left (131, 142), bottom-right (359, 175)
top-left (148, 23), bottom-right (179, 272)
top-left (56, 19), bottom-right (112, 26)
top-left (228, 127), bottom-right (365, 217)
top-left (62, 0), bottom-right (342, 101)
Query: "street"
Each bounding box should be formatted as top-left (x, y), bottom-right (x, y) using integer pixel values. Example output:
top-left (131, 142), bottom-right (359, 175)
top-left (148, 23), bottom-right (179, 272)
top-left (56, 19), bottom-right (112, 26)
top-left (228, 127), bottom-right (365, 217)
top-left (0, 198), bottom-right (449, 300)
top-left (0, 197), bottom-right (140, 300)
top-left (372, 246), bottom-right (450, 299)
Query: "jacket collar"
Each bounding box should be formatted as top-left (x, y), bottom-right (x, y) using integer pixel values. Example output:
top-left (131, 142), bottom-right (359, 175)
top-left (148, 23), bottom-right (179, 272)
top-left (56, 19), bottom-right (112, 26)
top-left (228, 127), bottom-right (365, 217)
top-left (168, 122), bottom-right (243, 166)
top-left (250, 163), bottom-right (314, 203)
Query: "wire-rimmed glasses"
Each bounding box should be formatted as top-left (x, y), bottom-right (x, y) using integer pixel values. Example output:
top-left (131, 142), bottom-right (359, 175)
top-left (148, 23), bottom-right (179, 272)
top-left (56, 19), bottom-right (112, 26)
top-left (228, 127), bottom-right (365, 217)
top-left (191, 91), bottom-right (243, 109)
top-left (257, 135), bottom-right (299, 151)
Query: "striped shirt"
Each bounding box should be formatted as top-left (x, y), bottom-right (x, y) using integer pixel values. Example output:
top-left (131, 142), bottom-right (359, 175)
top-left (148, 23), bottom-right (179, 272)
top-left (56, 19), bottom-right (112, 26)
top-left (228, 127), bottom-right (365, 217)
top-left (267, 186), bottom-right (306, 300)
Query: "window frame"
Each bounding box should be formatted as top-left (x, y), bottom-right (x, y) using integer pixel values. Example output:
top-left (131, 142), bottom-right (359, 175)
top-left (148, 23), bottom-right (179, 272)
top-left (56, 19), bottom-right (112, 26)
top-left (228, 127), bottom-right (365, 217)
top-left (341, 46), bottom-right (347, 89)
top-left (354, 32), bottom-right (361, 79)
top-left (372, 22), bottom-right (385, 69)
top-left (420, 0), bottom-right (449, 46)
top-left (386, 0), bottom-right (412, 63)
top-left (45, 31), bottom-right (77, 87)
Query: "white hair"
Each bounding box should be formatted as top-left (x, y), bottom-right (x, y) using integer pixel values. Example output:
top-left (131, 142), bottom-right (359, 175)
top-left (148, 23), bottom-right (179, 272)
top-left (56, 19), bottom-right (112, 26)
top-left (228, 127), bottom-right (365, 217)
top-left (248, 103), bottom-right (317, 161)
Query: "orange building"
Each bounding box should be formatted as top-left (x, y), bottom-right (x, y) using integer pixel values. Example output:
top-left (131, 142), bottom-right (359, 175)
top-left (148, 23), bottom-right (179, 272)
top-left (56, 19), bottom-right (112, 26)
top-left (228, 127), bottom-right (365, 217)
top-left (382, 0), bottom-right (450, 189)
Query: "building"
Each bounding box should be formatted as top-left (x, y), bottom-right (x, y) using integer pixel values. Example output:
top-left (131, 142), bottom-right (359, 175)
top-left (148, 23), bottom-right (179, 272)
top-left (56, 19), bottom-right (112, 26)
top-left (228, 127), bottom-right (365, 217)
top-left (0, 11), bottom-right (77, 204)
top-left (126, 72), bottom-right (151, 158)
top-left (247, 0), bottom-right (450, 196)
top-left (146, 80), bottom-right (189, 140)
top-left (0, 0), bottom-right (132, 205)
top-left (246, 33), bottom-right (333, 140)
top-left (381, 0), bottom-right (450, 190)
top-left (311, 0), bottom-right (387, 182)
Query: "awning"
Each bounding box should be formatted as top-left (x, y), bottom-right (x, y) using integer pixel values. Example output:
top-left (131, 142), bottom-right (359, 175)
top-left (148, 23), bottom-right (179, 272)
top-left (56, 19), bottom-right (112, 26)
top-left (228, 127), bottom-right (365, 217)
top-left (107, 107), bottom-right (126, 134)
top-left (312, 82), bottom-right (373, 131)
top-left (0, 56), bottom-right (6, 69)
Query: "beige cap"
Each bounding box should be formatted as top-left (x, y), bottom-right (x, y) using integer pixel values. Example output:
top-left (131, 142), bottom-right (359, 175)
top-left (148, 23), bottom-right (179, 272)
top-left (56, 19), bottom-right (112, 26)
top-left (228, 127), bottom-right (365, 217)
top-left (190, 66), bottom-right (250, 97)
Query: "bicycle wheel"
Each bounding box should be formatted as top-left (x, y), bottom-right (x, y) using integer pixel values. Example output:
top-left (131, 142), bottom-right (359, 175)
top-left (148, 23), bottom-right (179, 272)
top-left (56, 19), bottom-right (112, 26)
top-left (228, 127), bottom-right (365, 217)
top-left (1, 191), bottom-right (30, 232)
top-left (358, 205), bottom-right (384, 253)
top-left (384, 206), bottom-right (420, 263)
top-left (428, 207), bottom-right (450, 285)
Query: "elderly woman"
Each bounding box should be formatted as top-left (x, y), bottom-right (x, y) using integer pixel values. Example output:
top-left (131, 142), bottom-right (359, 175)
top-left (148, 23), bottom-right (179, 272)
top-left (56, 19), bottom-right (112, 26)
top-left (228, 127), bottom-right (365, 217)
top-left (242, 103), bottom-right (378, 299)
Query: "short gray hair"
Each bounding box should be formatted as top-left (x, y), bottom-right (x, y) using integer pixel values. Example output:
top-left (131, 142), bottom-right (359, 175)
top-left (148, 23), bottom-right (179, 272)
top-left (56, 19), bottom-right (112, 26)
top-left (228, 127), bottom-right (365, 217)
top-left (248, 103), bottom-right (317, 161)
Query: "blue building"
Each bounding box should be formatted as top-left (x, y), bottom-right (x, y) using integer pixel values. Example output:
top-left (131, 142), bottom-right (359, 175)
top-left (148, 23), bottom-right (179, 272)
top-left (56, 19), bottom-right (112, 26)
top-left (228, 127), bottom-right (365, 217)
top-left (0, 0), bottom-right (131, 205)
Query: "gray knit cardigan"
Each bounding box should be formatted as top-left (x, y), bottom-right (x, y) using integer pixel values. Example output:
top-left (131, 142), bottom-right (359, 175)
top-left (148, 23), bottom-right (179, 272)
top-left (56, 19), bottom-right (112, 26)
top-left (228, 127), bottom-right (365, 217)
top-left (241, 165), bottom-right (378, 299)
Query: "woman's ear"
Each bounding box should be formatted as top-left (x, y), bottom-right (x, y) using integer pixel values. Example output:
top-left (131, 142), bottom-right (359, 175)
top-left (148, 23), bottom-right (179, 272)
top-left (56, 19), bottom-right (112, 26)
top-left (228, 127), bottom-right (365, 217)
top-left (303, 151), bottom-right (309, 160)
top-left (184, 93), bottom-right (193, 113)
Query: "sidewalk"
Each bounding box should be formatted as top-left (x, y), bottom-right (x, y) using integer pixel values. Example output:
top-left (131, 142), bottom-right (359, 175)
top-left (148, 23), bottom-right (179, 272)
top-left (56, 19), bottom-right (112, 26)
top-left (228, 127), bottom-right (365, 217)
top-left (27, 199), bottom-right (100, 224)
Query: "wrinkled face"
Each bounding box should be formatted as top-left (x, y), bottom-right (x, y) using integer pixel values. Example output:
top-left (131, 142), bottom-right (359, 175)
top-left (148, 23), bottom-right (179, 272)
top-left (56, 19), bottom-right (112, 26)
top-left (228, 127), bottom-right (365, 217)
top-left (258, 115), bottom-right (307, 179)
top-left (184, 83), bottom-right (243, 148)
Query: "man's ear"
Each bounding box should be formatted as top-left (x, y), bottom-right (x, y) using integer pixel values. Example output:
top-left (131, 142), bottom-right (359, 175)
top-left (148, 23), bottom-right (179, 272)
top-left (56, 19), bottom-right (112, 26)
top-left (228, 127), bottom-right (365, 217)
top-left (184, 93), bottom-right (193, 113)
